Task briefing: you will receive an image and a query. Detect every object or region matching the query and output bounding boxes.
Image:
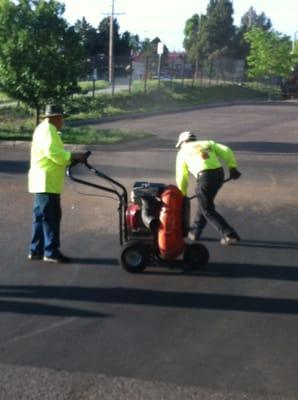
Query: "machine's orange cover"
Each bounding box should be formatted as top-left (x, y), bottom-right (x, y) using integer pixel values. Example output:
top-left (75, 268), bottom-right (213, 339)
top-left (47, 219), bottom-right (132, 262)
top-left (158, 185), bottom-right (185, 259)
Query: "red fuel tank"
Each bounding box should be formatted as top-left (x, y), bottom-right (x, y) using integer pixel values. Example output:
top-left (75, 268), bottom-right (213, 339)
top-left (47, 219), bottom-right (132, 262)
top-left (158, 185), bottom-right (185, 260)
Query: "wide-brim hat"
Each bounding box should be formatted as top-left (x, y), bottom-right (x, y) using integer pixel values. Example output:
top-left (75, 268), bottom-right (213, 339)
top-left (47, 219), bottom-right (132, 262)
top-left (176, 131), bottom-right (197, 148)
top-left (44, 104), bottom-right (69, 118)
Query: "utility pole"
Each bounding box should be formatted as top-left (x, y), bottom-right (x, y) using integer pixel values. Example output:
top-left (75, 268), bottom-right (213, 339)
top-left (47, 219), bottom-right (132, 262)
top-left (157, 42), bottom-right (164, 89)
top-left (103, 0), bottom-right (124, 95)
top-left (109, 0), bottom-right (114, 88)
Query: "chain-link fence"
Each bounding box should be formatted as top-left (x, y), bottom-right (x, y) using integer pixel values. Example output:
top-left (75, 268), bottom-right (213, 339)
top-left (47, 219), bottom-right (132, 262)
top-left (86, 55), bottom-right (245, 92)
top-left (83, 54), bottom-right (282, 97)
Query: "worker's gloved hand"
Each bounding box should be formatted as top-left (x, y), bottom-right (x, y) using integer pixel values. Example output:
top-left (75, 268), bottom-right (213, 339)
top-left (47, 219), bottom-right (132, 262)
top-left (229, 168), bottom-right (241, 180)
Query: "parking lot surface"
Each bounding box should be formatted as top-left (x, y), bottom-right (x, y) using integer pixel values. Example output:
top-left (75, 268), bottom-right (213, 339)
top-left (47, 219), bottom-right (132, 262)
top-left (0, 103), bottom-right (298, 399)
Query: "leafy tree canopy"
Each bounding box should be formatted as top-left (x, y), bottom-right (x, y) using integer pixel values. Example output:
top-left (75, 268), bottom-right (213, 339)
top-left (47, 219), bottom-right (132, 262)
top-left (0, 0), bottom-right (85, 123)
top-left (245, 27), bottom-right (293, 79)
top-left (234, 7), bottom-right (272, 59)
top-left (240, 7), bottom-right (272, 31)
top-left (74, 17), bottom-right (101, 57)
top-left (204, 0), bottom-right (235, 55)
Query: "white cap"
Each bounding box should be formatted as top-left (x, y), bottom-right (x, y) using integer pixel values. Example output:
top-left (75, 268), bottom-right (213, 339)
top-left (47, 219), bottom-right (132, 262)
top-left (175, 131), bottom-right (197, 148)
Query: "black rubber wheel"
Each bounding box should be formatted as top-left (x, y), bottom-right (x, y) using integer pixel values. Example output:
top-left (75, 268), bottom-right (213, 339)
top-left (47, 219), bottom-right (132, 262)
top-left (119, 241), bottom-right (150, 273)
top-left (183, 243), bottom-right (209, 271)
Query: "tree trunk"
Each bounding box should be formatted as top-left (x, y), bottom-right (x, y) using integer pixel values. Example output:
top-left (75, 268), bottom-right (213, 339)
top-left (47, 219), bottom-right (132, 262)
top-left (200, 63), bottom-right (204, 86)
top-left (195, 57), bottom-right (199, 80)
top-left (144, 56), bottom-right (149, 94)
top-left (181, 57), bottom-right (185, 88)
top-left (35, 106), bottom-right (40, 127)
top-left (208, 59), bottom-right (214, 86)
top-left (191, 65), bottom-right (195, 88)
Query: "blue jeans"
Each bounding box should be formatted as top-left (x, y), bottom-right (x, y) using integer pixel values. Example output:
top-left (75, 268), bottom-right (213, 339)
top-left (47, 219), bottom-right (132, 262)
top-left (29, 193), bottom-right (62, 257)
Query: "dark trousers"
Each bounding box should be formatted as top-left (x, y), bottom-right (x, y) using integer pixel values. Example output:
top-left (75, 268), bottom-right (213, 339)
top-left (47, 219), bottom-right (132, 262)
top-left (194, 168), bottom-right (235, 237)
top-left (29, 193), bottom-right (62, 257)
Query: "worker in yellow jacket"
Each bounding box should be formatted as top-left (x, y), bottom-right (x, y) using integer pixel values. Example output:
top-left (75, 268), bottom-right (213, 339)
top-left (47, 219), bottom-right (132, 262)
top-left (28, 104), bottom-right (87, 263)
top-left (176, 131), bottom-right (241, 245)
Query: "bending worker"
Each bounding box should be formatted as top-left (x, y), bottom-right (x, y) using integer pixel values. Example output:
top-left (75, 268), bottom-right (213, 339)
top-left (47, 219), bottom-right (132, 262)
top-left (28, 104), bottom-right (87, 263)
top-left (175, 131), bottom-right (241, 245)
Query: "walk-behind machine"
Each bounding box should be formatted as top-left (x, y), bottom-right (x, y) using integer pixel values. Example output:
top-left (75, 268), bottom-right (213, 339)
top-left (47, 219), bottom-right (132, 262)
top-left (67, 153), bottom-right (209, 273)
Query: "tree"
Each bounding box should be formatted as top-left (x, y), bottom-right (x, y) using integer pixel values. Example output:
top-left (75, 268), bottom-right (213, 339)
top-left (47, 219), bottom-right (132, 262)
top-left (74, 17), bottom-right (101, 77)
top-left (0, 0), bottom-right (85, 125)
top-left (96, 17), bottom-right (140, 78)
top-left (245, 27), bottom-right (293, 80)
top-left (196, 0), bottom-right (236, 80)
top-left (184, 14), bottom-right (200, 55)
top-left (183, 0), bottom-right (236, 65)
top-left (183, 14), bottom-right (208, 77)
top-left (127, 33), bottom-right (141, 55)
top-left (292, 40), bottom-right (298, 67)
top-left (74, 17), bottom-right (100, 57)
top-left (97, 17), bottom-right (121, 56)
top-left (204, 0), bottom-right (235, 55)
top-left (241, 7), bottom-right (272, 31)
top-left (115, 31), bottom-right (138, 58)
top-left (234, 7), bottom-right (272, 59)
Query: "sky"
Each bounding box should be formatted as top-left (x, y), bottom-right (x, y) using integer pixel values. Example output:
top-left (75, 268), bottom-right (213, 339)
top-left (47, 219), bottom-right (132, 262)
top-left (62, 0), bottom-right (298, 51)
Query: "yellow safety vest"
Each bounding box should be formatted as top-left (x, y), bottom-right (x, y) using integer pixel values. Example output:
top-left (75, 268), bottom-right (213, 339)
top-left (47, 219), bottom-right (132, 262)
top-left (176, 140), bottom-right (237, 195)
top-left (28, 119), bottom-right (71, 194)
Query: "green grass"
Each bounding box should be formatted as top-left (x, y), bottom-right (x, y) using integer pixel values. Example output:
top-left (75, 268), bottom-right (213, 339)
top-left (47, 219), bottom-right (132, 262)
top-left (0, 81), bottom-right (275, 144)
top-left (0, 106), bottom-right (35, 135)
top-left (0, 103), bottom-right (152, 143)
top-left (0, 125), bottom-right (151, 144)
top-left (0, 118), bottom-right (151, 144)
top-left (61, 127), bottom-right (151, 145)
top-left (79, 80), bottom-right (109, 92)
top-left (66, 81), bottom-right (271, 121)
top-left (0, 92), bottom-right (13, 104)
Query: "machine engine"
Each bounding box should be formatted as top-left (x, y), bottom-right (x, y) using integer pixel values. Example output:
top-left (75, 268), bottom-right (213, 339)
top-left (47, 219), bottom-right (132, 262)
top-left (126, 181), bottom-right (189, 259)
top-left (126, 181), bottom-right (166, 236)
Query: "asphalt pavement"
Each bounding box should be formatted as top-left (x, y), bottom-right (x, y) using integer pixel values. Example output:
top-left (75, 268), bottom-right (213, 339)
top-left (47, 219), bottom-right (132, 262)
top-left (0, 103), bottom-right (298, 400)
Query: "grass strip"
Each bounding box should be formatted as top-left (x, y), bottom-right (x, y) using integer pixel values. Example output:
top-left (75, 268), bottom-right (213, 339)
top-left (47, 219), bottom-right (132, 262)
top-left (0, 82), bottom-right (276, 145)
top-left (0, 126), bottom-right (152, 144)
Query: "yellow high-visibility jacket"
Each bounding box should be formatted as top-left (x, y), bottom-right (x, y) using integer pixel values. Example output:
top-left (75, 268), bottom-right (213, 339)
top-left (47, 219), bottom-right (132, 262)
top-left (28, 119), bottom-right (71, 194)
top-left (176, 140), bottom-right (237, 195)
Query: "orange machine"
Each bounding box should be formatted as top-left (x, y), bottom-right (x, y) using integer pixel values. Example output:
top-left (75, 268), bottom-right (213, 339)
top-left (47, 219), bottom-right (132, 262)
top-left (68, 159), bottom-right (209, 273)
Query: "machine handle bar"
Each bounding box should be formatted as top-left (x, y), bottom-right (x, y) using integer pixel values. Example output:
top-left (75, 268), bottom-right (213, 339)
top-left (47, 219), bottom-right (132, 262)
top-left (66, 151), bottom-right (128, 245)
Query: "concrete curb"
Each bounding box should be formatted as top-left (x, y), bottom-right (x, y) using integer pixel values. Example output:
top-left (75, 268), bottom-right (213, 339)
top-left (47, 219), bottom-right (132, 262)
top-left (0, 140), bottom-right (97, 152)
top-left (0, 140), bottom-right (31, 149)
top-left (67, 99), bottom-right (279, 127)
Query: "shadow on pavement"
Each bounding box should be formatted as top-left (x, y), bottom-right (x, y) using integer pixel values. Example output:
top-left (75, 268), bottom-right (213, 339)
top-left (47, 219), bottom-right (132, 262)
top-left (0, 298), bottom-right (109, 318)
top-left (0, 269), bottom-right (298, 315)
top-left (193, 262), bottom-right (298, 282)
top-left (0, 160), bottom-right (29, 174)
top-left (72, 257), bottom-right (118, 266)
top-left (201, 237), bottom-right (298, 250)
top-left (225, 141), bottom-right (298, 154)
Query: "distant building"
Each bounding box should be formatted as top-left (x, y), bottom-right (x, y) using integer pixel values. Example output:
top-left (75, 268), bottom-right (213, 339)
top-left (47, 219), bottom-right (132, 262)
top-left (131, 51), bottom-right (192, 80)
top-left (131, 54), bottom-right (146, 80)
